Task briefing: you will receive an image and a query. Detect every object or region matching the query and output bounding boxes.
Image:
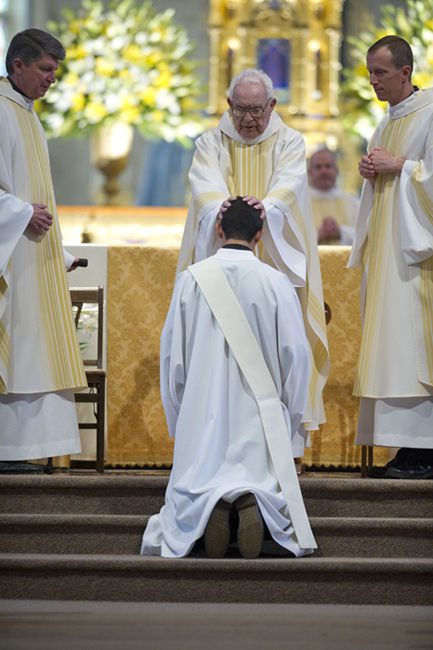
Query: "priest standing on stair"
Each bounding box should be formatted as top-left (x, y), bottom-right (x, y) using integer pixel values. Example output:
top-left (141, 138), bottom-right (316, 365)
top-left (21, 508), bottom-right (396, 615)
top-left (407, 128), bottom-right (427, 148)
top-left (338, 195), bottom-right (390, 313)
top-left (0, 29), bottom-right (87, 471)
top-left (349, 35), bottom-right (433, 479)
top-left (141, 197), bottom-right (316, 558)
top-left (176, 68), bottom-right (329, 441)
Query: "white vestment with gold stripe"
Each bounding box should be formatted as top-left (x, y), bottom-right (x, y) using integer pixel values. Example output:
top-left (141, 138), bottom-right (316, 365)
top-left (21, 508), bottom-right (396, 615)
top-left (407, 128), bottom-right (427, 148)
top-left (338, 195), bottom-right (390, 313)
top-left (349, 88), bottom-right (433, 448)
top-left (0, 78), bottom-right (86, 459)
top-left (177, 111), bottom-right (329, 431)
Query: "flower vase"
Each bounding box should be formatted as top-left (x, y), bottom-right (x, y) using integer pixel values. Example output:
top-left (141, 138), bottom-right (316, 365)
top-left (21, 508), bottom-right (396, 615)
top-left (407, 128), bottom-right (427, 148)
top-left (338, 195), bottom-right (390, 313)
top-left (90, 123), bottom-right (134, 205)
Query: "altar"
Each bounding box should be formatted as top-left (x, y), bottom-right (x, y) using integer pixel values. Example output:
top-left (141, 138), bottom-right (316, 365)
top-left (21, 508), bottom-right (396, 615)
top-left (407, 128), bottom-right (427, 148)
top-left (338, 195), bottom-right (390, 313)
top-left (59, 207), bottom-right (390, 469)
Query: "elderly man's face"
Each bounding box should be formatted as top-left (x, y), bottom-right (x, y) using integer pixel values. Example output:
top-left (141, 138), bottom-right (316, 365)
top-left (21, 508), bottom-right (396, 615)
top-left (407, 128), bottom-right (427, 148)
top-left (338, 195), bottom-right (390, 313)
top-left (228, 81), bottom-right (276, 141)
top-left (308, 151), bottom-right (338, 191)
top-left (11, 53), bottom-right (59, 100)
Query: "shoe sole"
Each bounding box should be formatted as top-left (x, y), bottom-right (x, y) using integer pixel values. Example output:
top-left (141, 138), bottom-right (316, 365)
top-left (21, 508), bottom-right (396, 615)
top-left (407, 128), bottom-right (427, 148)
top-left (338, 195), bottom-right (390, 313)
top-left (204, 500), bottom-right (232, 558)
top-left (384, 467), bottom-right (433, 479)
top-left (235, 493), bottom-right (264, 559)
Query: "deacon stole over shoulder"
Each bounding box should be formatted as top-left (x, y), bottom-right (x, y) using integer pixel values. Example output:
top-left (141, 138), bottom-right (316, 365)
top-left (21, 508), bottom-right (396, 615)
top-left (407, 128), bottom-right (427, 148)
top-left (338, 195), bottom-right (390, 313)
top-left (189, 256), bottom-right (316, 550)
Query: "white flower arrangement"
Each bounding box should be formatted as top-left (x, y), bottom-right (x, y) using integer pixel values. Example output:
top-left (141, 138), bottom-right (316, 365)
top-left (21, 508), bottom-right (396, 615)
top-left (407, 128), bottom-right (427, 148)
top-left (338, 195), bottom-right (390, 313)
top-left (36, 0), bottom-right (206, 144)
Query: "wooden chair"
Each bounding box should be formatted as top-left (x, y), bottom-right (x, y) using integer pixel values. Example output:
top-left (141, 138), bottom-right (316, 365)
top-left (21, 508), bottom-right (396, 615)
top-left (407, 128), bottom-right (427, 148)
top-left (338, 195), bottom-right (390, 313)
top-left (71, 287), bottom-right (106, 472)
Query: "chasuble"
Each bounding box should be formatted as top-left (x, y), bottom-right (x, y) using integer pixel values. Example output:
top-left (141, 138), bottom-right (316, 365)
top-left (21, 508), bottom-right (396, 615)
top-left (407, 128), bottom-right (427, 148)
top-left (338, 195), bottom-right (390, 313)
top-left (0, 78), bottom-right (86, 459)
top-left (177, 111), bottom-right (329, 432)
top-left (349, 88), bottom-right (433, 447)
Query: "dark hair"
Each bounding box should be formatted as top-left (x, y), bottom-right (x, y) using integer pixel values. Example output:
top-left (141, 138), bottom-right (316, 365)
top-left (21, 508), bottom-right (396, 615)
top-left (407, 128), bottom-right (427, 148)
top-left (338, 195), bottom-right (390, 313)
top-left (6, 28), bottom-right (65, 74)
top-left (367, 35), bottom-right (413, 72)
top-left (220, 196), bottom-right (263, 242)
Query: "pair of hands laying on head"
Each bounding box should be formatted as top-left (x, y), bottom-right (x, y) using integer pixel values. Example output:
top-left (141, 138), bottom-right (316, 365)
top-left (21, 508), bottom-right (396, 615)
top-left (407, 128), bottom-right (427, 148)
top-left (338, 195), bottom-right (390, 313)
top-left (218, 195), bottom-right (266, 220)
top-left (26, 202), bottom-right (80, 272)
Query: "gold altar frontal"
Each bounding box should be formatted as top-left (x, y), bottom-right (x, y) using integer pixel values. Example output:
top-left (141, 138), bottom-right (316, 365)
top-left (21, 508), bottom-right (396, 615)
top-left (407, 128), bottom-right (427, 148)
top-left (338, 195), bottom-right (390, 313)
top-left (103, 243), bottom-right (390, 469)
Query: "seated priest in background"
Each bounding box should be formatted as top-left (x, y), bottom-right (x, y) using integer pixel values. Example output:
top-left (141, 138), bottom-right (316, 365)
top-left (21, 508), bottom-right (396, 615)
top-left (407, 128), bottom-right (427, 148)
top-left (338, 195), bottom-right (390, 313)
top-left (308, 148), bottom-right (360, 245)
top-left (140, 197), bottom-right (316, 559)
top-left (176, 67), bottom-right (329, 440)
top-left (0, 29), bottom-right (86, 471)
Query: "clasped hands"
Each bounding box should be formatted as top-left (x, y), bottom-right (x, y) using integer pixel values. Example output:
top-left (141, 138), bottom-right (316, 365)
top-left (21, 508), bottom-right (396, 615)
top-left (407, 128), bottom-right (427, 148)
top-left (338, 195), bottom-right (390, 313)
top-left (318, 217), bottom-right (340, 243)
top-left (26, 203), bottom-right (53, 236)
top-left (219, 195), bottom-right (266, 220)
top-left (359, 147), bottom-right (405, 183)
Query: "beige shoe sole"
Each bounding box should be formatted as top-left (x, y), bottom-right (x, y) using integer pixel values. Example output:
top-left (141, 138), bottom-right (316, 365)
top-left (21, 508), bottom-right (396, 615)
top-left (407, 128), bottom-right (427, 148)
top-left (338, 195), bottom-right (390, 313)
top-left (204, 500), bottom-right (232, 558)
top-left (235, 493), bottom-right (264, 559)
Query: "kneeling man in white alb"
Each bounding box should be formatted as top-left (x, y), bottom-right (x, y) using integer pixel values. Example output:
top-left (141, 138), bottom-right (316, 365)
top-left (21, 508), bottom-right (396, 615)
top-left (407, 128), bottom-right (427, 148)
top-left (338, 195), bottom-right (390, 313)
top-left (140, 197), bottom-right (316, 559)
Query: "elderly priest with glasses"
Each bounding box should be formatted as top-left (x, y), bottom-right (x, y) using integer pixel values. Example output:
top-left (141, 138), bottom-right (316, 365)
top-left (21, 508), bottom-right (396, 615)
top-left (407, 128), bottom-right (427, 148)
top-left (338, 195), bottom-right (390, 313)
top-left (177, 68), bottom-right (329, 445)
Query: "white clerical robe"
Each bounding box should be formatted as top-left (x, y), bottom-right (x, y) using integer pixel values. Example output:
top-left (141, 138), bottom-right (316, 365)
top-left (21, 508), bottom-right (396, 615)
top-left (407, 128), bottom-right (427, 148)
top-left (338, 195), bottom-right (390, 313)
top-left (176, 111), bottom-right (329, 432)
top-left (0, 77), bottom-right (86, 460)
top-left (141, 248), bottom-right (312, 558)
top-left (348, 88), bottom-right (433, 448)
top-left (309, 186), bottom-right (359, 245)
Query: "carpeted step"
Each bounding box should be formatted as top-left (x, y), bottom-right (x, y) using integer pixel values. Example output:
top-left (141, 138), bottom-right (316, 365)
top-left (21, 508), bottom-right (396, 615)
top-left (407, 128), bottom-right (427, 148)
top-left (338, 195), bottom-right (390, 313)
top-left (0, 475), bottom-right (167, 515)
top-left (1, 475), bottom-right (432, 518)
top-left (1, 475), bottom-right (432, 606)
top-left (0, 514), bottom-right (146, 556)
top-left (0, 553), bottom-right (432, 605)
top-left (313, 516), bottom-right (433, 559)
top-left (1, 513), bottom-right (432, 559)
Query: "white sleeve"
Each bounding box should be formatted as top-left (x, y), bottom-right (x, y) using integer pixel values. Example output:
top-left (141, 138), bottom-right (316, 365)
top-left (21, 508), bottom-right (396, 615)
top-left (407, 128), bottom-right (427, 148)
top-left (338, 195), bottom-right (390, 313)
top-left (194, 206), bottom-right (222, 262)
top-left (0, 104), bottom-right (33, 272)
top-left (277, 277), bottom-right (311, 434)
top-left (261, 203), bottom-right (307, 287)
top-left (0, 191), bottom-right (33, 273)
top-left (399, 142), bottom-right (433, 265)
top-left (160, 274), bottom-right (189, 437)
top-left (63, 248), bottom-right (76, 270)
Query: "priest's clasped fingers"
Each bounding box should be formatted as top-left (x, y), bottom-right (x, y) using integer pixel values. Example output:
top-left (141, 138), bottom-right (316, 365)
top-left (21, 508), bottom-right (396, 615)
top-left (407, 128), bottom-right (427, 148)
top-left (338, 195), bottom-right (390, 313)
top-left (242, 195), bottom-right (266, 220)
top-left (28, 203), bottom-right (53, 235)
top-left (368, 147), bottom-right (405, 175)
top-left (318, 217), bottom-right (340, 243)
top-left (359, 154), bottom-right (376, 180)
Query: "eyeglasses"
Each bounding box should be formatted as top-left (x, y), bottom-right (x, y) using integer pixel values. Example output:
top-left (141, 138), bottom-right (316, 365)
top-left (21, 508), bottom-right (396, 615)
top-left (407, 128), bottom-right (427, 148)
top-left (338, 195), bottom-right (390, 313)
top-left (230, 98), bottom-right (271, 118)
